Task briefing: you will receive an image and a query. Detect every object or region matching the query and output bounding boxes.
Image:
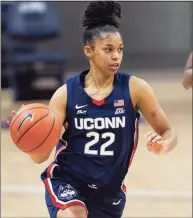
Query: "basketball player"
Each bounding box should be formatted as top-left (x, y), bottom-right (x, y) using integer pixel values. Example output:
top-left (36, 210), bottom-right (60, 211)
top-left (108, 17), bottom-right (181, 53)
top-left (8, 2), bottom-right (178, 218)
top-left (182, 52), bottom-right (192, 89)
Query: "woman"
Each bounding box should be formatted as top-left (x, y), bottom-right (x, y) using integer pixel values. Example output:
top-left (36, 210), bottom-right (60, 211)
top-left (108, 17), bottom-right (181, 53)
top-left (8, 2), bottom-right (177, 218)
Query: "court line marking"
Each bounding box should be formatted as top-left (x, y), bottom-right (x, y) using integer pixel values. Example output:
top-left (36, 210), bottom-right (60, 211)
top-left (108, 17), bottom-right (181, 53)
top-left (1, 185), bottom-right (192, 199)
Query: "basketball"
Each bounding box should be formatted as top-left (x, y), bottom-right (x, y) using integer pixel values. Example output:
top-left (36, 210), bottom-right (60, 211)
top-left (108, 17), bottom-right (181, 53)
top-left (9, 103), bottom-right (61, 155)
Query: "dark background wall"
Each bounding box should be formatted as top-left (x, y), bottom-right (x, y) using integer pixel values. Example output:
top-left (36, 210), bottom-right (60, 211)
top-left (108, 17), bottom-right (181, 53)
top-left (46, 1), bottom-right (192, 70)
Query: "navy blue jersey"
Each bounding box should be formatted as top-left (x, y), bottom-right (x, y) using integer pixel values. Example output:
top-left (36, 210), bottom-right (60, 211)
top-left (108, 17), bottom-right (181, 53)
top-left (55, 70), bottom-right (140, 187)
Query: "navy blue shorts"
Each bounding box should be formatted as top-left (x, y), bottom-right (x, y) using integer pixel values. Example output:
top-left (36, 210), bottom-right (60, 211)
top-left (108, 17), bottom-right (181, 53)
top-left (41, 163), bottom-right (127, 218)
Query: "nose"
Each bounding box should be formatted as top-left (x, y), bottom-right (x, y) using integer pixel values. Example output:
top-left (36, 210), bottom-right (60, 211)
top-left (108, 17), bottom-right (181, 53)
top-left (112, 51), bottom-right (119, 60)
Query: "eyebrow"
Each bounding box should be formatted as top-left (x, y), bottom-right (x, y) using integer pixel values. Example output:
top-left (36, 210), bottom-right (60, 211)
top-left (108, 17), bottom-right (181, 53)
top-left (105, 43), bottom-right (124, 46)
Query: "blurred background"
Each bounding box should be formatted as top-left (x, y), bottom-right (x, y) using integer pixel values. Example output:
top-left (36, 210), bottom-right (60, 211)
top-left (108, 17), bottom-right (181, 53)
top-left (1, 1), bottom-right (192, 217)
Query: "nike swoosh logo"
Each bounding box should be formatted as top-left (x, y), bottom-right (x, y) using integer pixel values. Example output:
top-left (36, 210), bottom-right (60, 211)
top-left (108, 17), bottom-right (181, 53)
top-left (112, 199), bottom-right (122, 205)
top-left (75, 104), bottom-right (88, 109)
top-left (17, 113), bottom-right (33, 132)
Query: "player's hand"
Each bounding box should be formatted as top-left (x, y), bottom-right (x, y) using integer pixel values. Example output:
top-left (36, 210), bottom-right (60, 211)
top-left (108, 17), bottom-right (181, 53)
top-left (144, 131), bottom-right (167, 155)
top-left (7, 105), bottom-right (25, 126)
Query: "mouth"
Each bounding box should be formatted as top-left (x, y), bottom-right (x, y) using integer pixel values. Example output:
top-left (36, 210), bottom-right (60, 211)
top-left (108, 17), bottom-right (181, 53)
top-left (109, 63), bottom-right (120, 71)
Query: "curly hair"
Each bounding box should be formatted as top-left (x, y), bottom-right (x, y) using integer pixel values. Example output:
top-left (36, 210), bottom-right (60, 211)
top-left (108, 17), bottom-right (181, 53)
top-left (82, 1), bottom-right (122, 45)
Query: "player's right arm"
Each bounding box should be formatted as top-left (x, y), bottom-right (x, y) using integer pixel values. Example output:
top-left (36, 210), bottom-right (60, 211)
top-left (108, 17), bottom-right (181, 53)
top-left (29, 84), bottom-right (67, 163)
top-left (182, 52), bottom-right (192, 89)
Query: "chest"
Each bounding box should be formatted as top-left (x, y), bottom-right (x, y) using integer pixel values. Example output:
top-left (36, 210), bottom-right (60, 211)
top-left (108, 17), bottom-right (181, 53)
top-left (84, 86), bottom-right (113, 101)
top-left (67, 91), bottom-right (132, 133)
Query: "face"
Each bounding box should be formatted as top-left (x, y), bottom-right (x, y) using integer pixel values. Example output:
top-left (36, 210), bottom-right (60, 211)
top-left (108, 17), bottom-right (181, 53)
top-left (84, 32), bottom-right (123, 76)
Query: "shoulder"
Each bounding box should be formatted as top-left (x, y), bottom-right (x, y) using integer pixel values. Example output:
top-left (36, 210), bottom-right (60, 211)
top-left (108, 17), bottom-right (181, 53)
top-left (129, 75), bottom-right (154, 107)
top-left (50, 84), bottom-right (67, 104)
top-left (129, 75), bottom-right (150, 91)
top-left (116, 71), bottom-right (132, 79)
top-left (66, 73), bottom-right (79, 82)
top-left (115, 72), bottom-right (132, 86)
top-left (66, 70), bottom-right (87, 84)
top-left (52, 70), bottom-right (85, 101)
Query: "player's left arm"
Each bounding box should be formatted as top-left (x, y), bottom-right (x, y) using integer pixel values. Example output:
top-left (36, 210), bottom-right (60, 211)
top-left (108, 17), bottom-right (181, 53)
top-left (130, 76), bottom-right (178, 155)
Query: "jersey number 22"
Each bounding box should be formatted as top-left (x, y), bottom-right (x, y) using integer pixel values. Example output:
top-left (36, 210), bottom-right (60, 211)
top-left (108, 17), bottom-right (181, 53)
top-left (84, 132), bottom-right (115, 156)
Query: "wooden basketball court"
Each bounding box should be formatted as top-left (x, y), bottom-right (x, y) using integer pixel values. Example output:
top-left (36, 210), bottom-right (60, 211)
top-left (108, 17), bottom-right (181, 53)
top-left (1, 69), bottom-right (192, 217)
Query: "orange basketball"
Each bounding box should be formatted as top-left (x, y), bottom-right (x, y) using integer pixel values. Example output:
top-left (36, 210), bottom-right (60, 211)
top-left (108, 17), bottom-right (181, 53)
top-left (10, 103), bottom-right (61, 155)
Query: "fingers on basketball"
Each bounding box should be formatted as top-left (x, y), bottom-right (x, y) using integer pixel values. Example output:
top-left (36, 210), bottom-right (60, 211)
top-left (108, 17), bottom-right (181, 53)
top-left (9, 103), bottom-right (61, 155)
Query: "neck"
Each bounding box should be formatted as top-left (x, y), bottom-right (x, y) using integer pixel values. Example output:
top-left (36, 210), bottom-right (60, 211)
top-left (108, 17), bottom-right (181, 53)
top-left (85, 68), bottom-right (114, 90)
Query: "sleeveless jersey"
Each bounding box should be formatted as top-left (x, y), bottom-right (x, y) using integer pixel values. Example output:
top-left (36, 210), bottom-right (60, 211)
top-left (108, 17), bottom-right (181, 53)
top-left (55, 70), bottom-right (140, 187)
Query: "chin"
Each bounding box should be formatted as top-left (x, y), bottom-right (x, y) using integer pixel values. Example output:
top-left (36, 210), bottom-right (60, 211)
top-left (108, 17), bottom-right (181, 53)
top-left (109, 69), bottom-right (119, 75)
top-left (104, 71), bottom-right (117, 77)
top-left (101, 67), bottom-right (119, 77)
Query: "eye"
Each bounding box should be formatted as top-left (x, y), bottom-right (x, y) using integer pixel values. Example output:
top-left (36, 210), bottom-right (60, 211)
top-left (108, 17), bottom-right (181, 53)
top-left (118, 47), bottom-right (123, 52)
top-left (104, 48), bottom-right (112, 52)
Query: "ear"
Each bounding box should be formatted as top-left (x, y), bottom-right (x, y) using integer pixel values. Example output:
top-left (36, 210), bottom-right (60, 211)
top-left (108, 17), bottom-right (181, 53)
top-left (84, 44), bottom-right (93, 59)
